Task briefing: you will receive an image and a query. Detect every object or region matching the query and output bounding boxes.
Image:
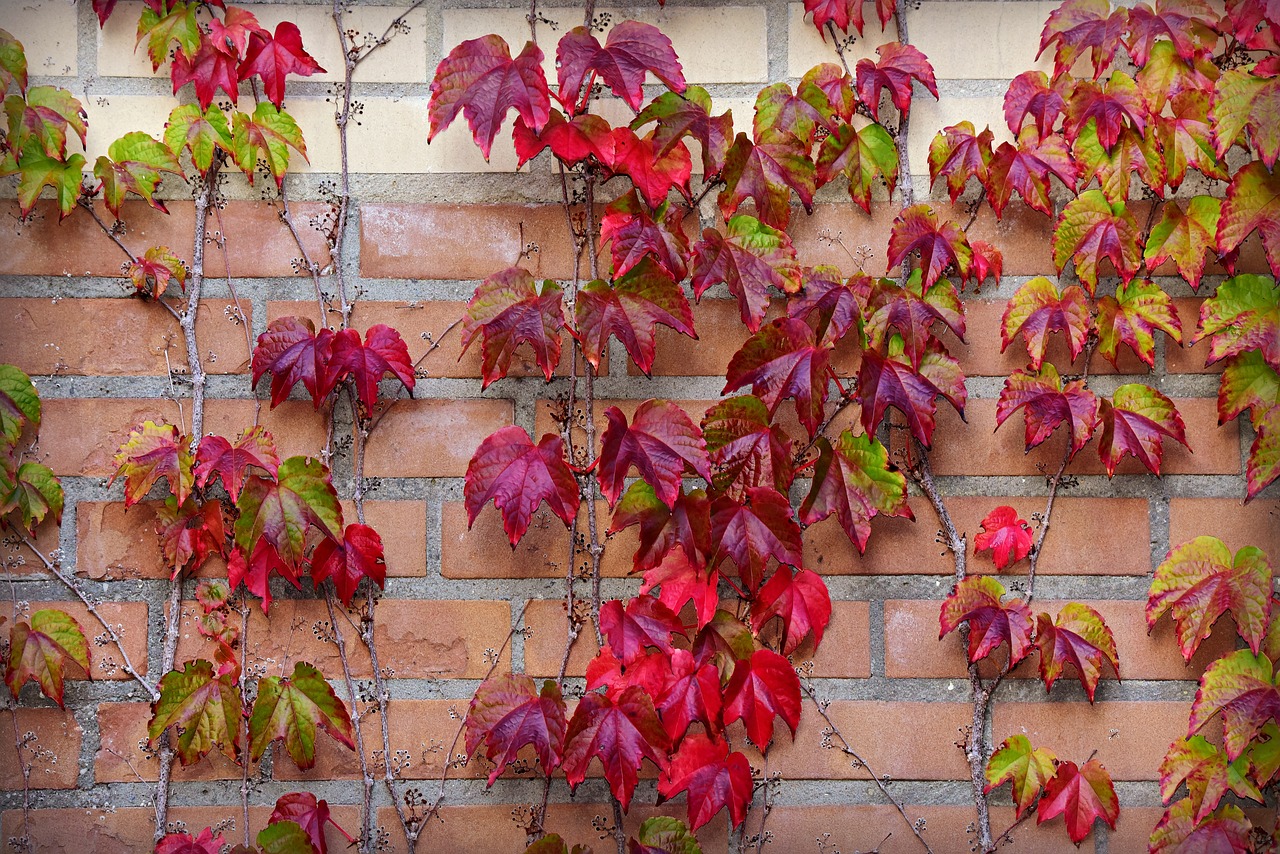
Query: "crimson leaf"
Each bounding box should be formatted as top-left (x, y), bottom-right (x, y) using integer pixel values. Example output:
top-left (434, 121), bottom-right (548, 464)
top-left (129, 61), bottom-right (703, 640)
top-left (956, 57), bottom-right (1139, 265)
top-left (657, 733), bottom-right (752, 831)
top-left (562, 686), bottom-right (670, 809)
top-left (723, 648), bottom-right (801, 750)
top-left (996, 364), bottom-right (1099, 457)
top-left (598, 400), bottom-right (712, 509)
top-left (1098, 384), bottom-right (1189, 476)
top-left (239, 22), bottom-right (324, 109)
top-left (940, 576), bottom-right (1034, 665)
top-left (465, 673), bottom-right (567, 784)
top-left (723, 318), bottom-right (831, 438)
top-left (575, 258), bottom-right (695, 374)
top-left (461, 267), bottom-right (565, 388)
top-left (1035, 603), bottom-right (1120, 702)
top-left (556, 20), bottom-right (685, 111)
top-left (974, 506), bottom-right (1034, 571)
top-left (465, 427), bottom-right (579, 546)
top-left (1037, 758), bottom-right (1119, 844)
top-left (310, 523), bottom-right (387, 606)
top-left (798, 431), bottom-right (911, 553)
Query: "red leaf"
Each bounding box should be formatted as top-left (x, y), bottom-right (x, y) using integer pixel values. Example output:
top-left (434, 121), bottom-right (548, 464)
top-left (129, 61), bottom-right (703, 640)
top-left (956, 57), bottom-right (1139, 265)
top-left (815, 121), bottom-right (899, 212)
top-left (974, 506), bottom-right (1034, 571)
top-left (586, 647), bottom-right (672, 705)
top-left (310, 523), bottom-right (387, 606)
top-left (513, 109), bottom-right (608, 168)
top-left (90, 0), bottom-right (119, 27)
top-left (252, 316), bottom-right (327, 408)
top-left (1151, 800), bottom-right (1253, 853)
top-left (429, 36), bottom-right (550, 160)
top-left (238, 22), bottom-right (324, 109)
top-left (556, 20), bottom-right (685, 112)
top-left (711, 487), bottom-right (802, 593)
top-left (789, 267), bottom-right (868, 347)
top-left (652, 648), bottom-right (722, 742)
top-left (155, 828), bottom-right (226, 854)
top-left (1098, 384), bottom-right (1189, 476)
top-left (798, 431), bottom-right (911, 553)
top-left (631, 85), bottom-right (734, 175)
top-left (599, 597), bottom-right (686, 664)
top-left (1036, 0), bottom-right (1128, 79)
top-left (1004, 71), bottom-right (1066, 136)
top-left (857, 348), bottom-right (951, 448)
top-left (597, 400), bottom-right (711, 508)
top-left (270, 792), bottom-right (355, 854)
top-left (723, 647), bottom-right (801, 750)
top-left (596, 127), bottom-right (692, 209)
top-left (562, 686), bottom-right (670, 809)
top-left (610, 482), bottom-right (711, 573)
top-left (691, 215), bottom-right (802, 332)
top-left (1052, 189), bottom-right (1142, 294)
top-left (803, 0), bottom-right (866, 36)
top-left (461, 267), bottom-right (565, 388)
top-left (657, 734), bottom-right (753, 831)
top-left (864, 272), bottom-right (966, 368)
top-left (1037, 759), bottom-right (1119, 844)
top-left (209, 6), bottom-right (266, 59)
top-left (465, 673), bottom-right (567, 784)
top-left (1064, 72), bottom-right (1147, 152)
top-left (195, 426), bottom-right (280, 499)
top-left (996, 364), bottom-right (1099, 457)
top-left (985, 129), bottom-right (1079, 218)
top-left (1126, 0), bottom-right (1219, 66)
top-left (641, 551), bottom-right (719, 631)
top-left (155, 497), bottom-right (226, 577)
top-left (854, 42), bottom-right (938, 121)
top-left (927, 121), bottom-right (994, 202)
top-left (752, 565), bottom-right (831, 655)
top-left (601, 190), bottom-right (689, 281)
top-left (1035, 603), bottom-right (1120, 701)
top-left (887, 204), bottom-right (972, 288)
top-left (1095, 278), bottom-right (1182, 368)
top-left (575, 258), bottom-right (695, 374)
top-left (723, 318), bottom-right (831, 438)
top-left (718, 133), bottom-right (815, 229)
top-left (940, 576), bottom-right (1034, 665)
top-left (323, 324), bottom-right (415, 410)
top-left (702, 395), bottom-right (794, 501)
top-left (4, 610), bottom-right (90, 707)
top-left (228, 540), bottom-right (297, 613)
top-left (110, 420), bottom-right (193, 507)
top-left (1190, 649), bottom-right (1280, 760)
top-left (232, 456), bottom-right (342, 567)
top-left (171, 38), bottom-right (240, 110)
top-left (464, 427), bottom-right (580, 546)
top-left (1218, 162), bottom-right (1280, 279)
top-left (1000, 277), bottom-right (1091, 372)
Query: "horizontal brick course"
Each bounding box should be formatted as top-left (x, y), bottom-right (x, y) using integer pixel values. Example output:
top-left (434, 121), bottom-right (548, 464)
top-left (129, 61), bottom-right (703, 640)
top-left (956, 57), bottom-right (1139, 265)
top-left (3, 600), bottom-right (147, 681)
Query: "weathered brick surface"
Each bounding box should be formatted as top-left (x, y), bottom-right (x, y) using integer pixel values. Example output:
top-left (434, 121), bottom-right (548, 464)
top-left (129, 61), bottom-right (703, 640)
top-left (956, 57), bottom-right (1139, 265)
top-left (0, 708), bottom-right (81, 790)
top-left (3, 600), bottom-right (147, 681)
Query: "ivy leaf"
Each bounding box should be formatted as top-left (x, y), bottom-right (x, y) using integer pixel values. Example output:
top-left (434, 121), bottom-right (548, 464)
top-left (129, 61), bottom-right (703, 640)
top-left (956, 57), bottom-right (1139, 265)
top-left (512, 108), bottom-right (607, 167)
top-left (92, 131), bottom-right (182, 217)
top-left (596, 127), bottom-right (693, 208)
top-left (1191, 649), bottom-right (1280, 762)
top-left (195, 426), bottom-right (280, 499)
top-left (1036, 0), bottom-right (1128, 79)
top-left (1143, 196), bottom-right (1220, 291)
top-left (252, 316), bottom-right (327, 407)
top-left (790, 267), bottom-right (867, 349)
top-left (1098, 384), bottom-right (1189, 476)
top-left (1194, 273), bottom-right (1280, 370)
top-left (1218, 351), bottom-right (1280, 425)
top-left (601, 191), bottom-right (689, 281)
top-left (1004, 71), bottom-right (1066, 136)
top-left (1063, 72), bottom-right (1146, 152)
top-left (230, 102), bottom-right (308, 187)
top-left (816, 121), bottom-right (898, 212)
top-left (0, 460), bottom-right (63, 536)
top-left (165, 104), bottom-right (233, 176)
top-left (710, 487), bottom-right (802, 592)
top-left (557, 20), bottom-right (684, 111)
top-left (1037, 759), bottom-right (1119, 844)
top-left (562, 686), bottom-right (670, 809)
top-left (238, 22), bottom-right (324, 109)
top-left (136, 0), bottom-right (200, 70)
top-left (111, 420), bottom-right (194, 507)
top-left (154, 496), bottom-right (225, 577)
top-left (927, 121), bottom-right (994, 201)
top-left (657, 734), bottom-right (752, 832)
top-left (461, 267), bottom-right (565, 388)
top-left (255, 821), bottom-right (314, 854)
top-left (854, 42), bottom-right (937, 121)
top-left (702, 395), bottom-right (793, 501)
top-left (984, 128), bottom-right (1078, 218)
top-left (1249, 406), bottom-right (1280, 499)
top-left (586, 647), bottom-right (671, 708)
top-left (652, 648), bottom-right (721, 741)
top-left (974, 506), bottom-right (1034, 571)
top-left (6, 85), bottom-right (87, 157)
top-left (1126, 0), bottom-right (1218, 66)
top-left (751, 565), bottom-right (831, 655)
top-left (465, 673), bottom-right (567, 784)
top-left (428, 36), bottom-right (549, 161)
top-left (5, 609), bottom-right (89, 706)
top-left (1096, 279), bottom-right (1182, 368)
top-left (209, 6), bottom-right (268, 60)
top-left (887, 204), bottom-right (972, 288)
top-left (148, 659), bottom-right (241, 764)
top-left (464, 427), bottom-right (579, 546)
top-left (155, 827), bottom-right (226, 854)
top-left (996, 364), bottom-right (1099, 457)
top-left (1160, 736), bottom-right (1261, 824)
top-left (1073, 122), bottom-right (1164, 206)
top-left (126, 246), bottom-right (188, 299)
top-left (631, 85), bottom-right (733, 175)
top-left (1052, 189), bottom-right (1141, 294)
top-left (857, 348), bottom-right (949, 448)
top-left (600, 597), bottom-right (685, 664)
top-left (250, 661), bottom-right (355, 769)
top-left (310, 523), bottom-right (387, 606)
top-left (802, 0), bottom-right (866, 35)
top-left (1035, 603), bottom-right (1120, 701)
top-left (799, 431), bottom-right (911, 553)
top-left (228, 540), bottom-right (298, 613)
top-left (985, 735), bottom-right (1057, 819)
top-left (1147, 535), bottom-right (1273, 661)
top-left (1217, 161), bottom-right (1280, 279)
top-left (0, 28), bottom-right (28, 94)
top-left (690, 214), bottom-right (801, 332)
top-left (723, 318), bottom-right (831, 438)
top-left (753, 80), bottom-right (825, 145)
top-left (610, 482), bottom-right (711, 573)
top-left (864, 274), bottom-right (965, 370)
top-left (170, 38), bottom-right (239, 110)
top-left (723, 647), bottom-right (801, 750)
top-left (576, 259), bottom-right (695, 374)
top-left (1212, 67), bottom-right (1280, 168)
top-left (717, 132), bottom-right (815, 229)
top-left (0, 364), bottom-right (40, 446)
top-left (631, 817), bottom-right (704, 854)
top-left (1157, 93), bottom-right (1225, 189)
top-left (940, 576), bottom-right (1034, 665)
top-left (234, 455), bottom-right (342, 564)
top-left (2, 147), bottom-right (86, 219)
top-left (598, 400), bottom-right (711, 509)
top-left (323, 324), bottom-right (416, 410)
top-left (1000, 276), bottom-right (1091, 371)
top-left (270, 792), bottom-right (355, 854)
top-left (1150, 800), bottom-right (1253, 853)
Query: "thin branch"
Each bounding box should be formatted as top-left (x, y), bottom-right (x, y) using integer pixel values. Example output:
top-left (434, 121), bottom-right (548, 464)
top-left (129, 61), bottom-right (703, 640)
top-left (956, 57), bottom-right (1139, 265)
top-left (77, 197), bottom-right (138, 263)
top-left (326, 588), bottom-right (376, 854)
top-left (237, 602), bottom-right (251, 849)
top-left (276, 176), bottom-right (330, 327)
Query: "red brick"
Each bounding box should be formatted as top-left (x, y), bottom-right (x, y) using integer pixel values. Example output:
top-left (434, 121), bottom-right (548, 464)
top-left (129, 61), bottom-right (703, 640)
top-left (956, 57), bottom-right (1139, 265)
top-left (0, 298), bottom-right (251, 376)
top-left (38, 398), bottom-right (326, 476)
top-left (533, 398), bottom-right (716, 459)
top-left (885, 598), bottom-right (1231, 680)
top-left (955, 298), bottom-right (1144, 377)
top-left (770, 600), bottom-right (871, 678)
top-left (440, 499), bottom-right (635, 579)
top-left (0, 514), bottom-right (60, 577)
top-left (0, 200), bottom-right (328, 278)
top-left (805, 496), bottom-right (1151, 576)
top-left (523, 598), bottom-right (598, 678)
top-left (991, 701), bottom-right (1190, 781)
top-left (0, 708), bottom-right (80, 790)
top-left (3, 599), bottom-right (147, 681)
top-left (1166, 298), bottom-right (1218, 374)
top-left (741, 700), bottom-right (972, 780)
top-left (363, 398), bottom-right (512, 477)
top-left (928, 397), bottom-right (1238, 476)
top-left (1168, 498), bottom-right (1280, 557)
top-left (176, 598), bottom-right (510, 680)
top-left (359, 204), bottom-right (587, 280)
top-left (637, 299), bottom-right (784, 377)
top-left (95, 702), bottom-right (239, 783)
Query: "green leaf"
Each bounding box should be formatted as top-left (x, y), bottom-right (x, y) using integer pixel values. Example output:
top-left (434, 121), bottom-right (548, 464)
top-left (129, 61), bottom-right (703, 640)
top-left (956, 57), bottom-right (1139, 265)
top-left (148, 659), bottom-right (241, 765)
top-left (1160, 735), bottom-right (1262, 823)
top-left (1211, 66), bottom-right (1280, 168)
top-left (1195, 273), bottom-right (1280, 370)
top-left (1218, 161), bottom-right (1280, 279)
top-left (7, 146), bottom-right (85, 219)
top-left (0, 363), bottom-right (40, 447)
top-left (136, 0), bottom-right (201, 71)
top-left (0, 28), bottom-right (28, 95)
top-left (249, 661), bottom-right (355, 769)
top-left (165, 104), bottom-right (232, 176)
top-left (1052, 189), bottom-right (1141, 294)
top-left (127, 245), bottom-right (188, 298)
top-left (5, 609), bottom-right (90, 706)
top-left (231, 102), bottom-right (308, 187)
top-left (1248, 405), bottom-right (1280, 500)
top-left (255, 820), bottom-right (315, 854)
top-left (234, 456), bottom-right (342, 564)
top-left (985, 734), bottom-right (1056, 818)
top-left (816, 121), bottom-right (898, 212)
top-left (1219, 351), bottom-right (1280, 424)
top-left (0, 460), bottom-right (63, 535)
top-left (5, 86), bottom-right (87, 158)
top-left (635, 816), bottom-right (703, 854)
top-left (1144, 196), bottom-right (1220, 291)
top-left (1190, 649), bottom-right (1280, 760)
top-left (93, 131), bottom-right (182, 217)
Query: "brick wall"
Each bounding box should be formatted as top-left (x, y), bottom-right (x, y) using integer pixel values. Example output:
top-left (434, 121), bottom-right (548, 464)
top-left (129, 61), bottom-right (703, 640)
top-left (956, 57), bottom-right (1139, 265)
top-left (0, 1), bottom-right (1276, 852)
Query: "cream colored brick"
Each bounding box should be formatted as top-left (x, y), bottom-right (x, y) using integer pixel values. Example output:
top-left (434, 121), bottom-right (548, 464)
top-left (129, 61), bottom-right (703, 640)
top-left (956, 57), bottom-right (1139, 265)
top-left (907, 95), bottom-right (1009, 177)
top-left (277, 97), bottom-right (340, 173)
top-left (911, 2), bottom-right (1057, 80)
top-left (84, 95), bottom-right (173, 164)
top-left (443, 6), bottom-right (767, 85)
top-left (0, 1), bottom-right (78, 77)
top-left (423, 110), bottom-right (520, 174)
top-left (788, 2), bottom-right (898, 78)
top-left (98, 1), bottom-right (164, 78)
